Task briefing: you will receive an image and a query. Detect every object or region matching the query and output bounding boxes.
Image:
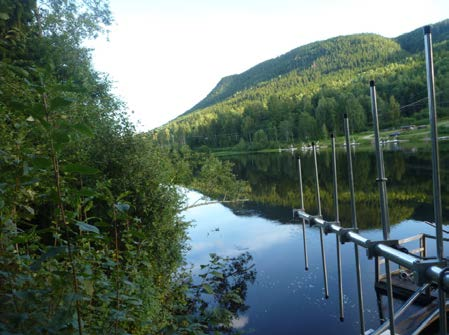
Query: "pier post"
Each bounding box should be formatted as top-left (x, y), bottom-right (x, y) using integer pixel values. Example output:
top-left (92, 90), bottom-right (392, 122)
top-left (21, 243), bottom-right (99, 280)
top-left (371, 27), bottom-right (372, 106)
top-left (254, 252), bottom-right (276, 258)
top-left (331, 134), bottom-right (344, 321)
top-left (312, 142), bottom-right (329, 299)
top-left (344, 114), bottom-right (366, 334)
top-left (424, 25), bottom-right (446, 335)
top-left (370, 80), bottom-right (396, 335)
top-left (298, 157), bottom-right (309, 271)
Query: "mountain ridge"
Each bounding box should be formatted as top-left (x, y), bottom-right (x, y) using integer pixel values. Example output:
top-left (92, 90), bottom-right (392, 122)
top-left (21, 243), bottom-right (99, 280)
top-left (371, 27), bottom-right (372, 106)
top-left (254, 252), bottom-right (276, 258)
top-left (156, 19), bottom-right (449, 150)
top-left (182, 21), bottom-right (449, 118)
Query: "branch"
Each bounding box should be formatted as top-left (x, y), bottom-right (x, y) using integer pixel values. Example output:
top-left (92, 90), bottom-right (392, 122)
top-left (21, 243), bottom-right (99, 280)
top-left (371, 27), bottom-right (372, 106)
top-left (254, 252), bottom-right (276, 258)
top-left (181, 199), bottom-right (249, 212)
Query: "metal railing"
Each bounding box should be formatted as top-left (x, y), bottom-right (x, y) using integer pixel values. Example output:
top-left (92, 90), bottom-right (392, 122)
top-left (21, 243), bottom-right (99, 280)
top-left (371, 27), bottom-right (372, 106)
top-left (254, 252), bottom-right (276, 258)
top-left (293, 26), bottom-right (448, 335)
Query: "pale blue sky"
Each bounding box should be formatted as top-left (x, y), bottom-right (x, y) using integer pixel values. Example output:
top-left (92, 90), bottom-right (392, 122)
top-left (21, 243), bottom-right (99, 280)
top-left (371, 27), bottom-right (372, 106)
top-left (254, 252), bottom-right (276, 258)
top-left (88, 0), bottom-right (449, 131)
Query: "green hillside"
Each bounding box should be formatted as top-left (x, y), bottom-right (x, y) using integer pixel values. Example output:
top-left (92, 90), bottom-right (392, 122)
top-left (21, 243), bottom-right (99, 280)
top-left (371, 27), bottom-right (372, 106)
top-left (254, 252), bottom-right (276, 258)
top-left (154, 20), bottom-right (449, 150)
top-left (185, 34), bottom-right (404, 114)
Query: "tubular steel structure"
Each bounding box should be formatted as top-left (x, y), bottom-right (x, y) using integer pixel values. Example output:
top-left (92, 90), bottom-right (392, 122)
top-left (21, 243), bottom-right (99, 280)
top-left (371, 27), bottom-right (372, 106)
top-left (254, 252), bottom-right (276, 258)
top-left (293, 25), bottom-right (447, 335)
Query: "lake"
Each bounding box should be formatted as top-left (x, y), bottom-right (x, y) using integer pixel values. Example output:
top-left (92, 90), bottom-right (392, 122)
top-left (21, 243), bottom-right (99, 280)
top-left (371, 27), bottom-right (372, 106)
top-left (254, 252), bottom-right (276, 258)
top-left (184, 142), bottom-right (449, 334)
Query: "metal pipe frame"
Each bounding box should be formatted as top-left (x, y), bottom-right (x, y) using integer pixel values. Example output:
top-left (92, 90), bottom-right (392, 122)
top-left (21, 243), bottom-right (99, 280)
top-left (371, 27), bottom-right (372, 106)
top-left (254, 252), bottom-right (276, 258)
top-left (344, 114), bottom-right (366, 335)
top-left (293, 209), bottom-right (449, 291)
top-left (297, 157), bottom-right (309, 271)
top-left (331, 134), bottom-right (345, 321)
top-left (371, 283), bottom-right (431, 335)
top-left (424, 24), bottom-right (447, 335)
top-left (312, 142), bottom-right (330, 299)
top-left (370, 80), bottom-right (396, 335)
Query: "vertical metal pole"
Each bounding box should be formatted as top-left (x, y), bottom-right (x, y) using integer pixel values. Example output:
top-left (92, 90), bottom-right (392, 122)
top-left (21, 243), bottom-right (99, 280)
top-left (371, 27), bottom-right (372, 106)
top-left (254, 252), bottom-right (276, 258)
top-left (344, 114), bottom-right (366, 334)
top-left (423, 25), bottom-right (446, 335)
top-left (331, 134), bottom-right (344, 321)
top-left (298, 157), bottom-right (309, 271)
top-left (312, 142), bottom-right (329, 299)
top-left (376, 290), bottom-right (385, 324)
top-left (370, 80), bottom-right (396, 335)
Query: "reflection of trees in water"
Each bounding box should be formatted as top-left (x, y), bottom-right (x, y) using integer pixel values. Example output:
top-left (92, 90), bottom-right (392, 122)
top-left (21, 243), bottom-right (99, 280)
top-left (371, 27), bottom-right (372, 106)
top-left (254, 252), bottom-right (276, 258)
top-left (186, 252), bottom-right (256, 334)
top-left (227, 149), bottom-right (449, 229)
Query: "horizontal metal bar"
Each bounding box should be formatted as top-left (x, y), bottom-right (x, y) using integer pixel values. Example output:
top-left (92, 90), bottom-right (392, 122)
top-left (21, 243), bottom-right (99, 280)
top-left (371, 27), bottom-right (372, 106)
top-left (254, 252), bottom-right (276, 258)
top-left (293, 209), bottom-right (449, 288)
top-left (375, 243), bottom-right (417, 269)
top-left (398, 234), bottom-right (424, 245)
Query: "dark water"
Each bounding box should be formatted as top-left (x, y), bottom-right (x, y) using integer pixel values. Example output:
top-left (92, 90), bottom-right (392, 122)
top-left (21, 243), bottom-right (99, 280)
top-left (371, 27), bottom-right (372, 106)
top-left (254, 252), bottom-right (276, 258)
top-left (184, 143), bottom-right (449, 334)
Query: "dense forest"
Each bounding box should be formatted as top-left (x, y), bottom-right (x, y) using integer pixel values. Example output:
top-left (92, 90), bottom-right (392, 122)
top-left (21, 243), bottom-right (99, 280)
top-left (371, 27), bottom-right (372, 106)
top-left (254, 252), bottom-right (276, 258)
top-left (154, 20), bottom-right (449, 150)
top-left (0, 1), bottom-right (253, 334)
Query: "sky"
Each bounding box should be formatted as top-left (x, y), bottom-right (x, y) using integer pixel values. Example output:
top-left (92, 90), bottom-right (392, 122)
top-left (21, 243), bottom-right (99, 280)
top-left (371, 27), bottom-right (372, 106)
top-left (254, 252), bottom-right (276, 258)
top-left (88, 0), bottom-right (449, 131)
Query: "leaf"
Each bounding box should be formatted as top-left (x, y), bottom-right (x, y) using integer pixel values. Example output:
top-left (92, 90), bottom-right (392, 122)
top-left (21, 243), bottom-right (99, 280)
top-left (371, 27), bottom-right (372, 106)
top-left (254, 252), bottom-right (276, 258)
top-left (33, 157), bottom-right (52, 169)
top-left (0, 12), bottom-right (10, 20)
top-left (23, 205), bottom-right (35, 215)
top-left (127, 298), bottom-right (143, 306)
top-left (73, 123), bottom-right (94, 137)
top-left (52, 130), bottom-right (70, 144)
top-left (21, 178), bottom-right (39, 186)
top-left (50, 96), bottom-right (74, 110)
top-left (85, 280), bottom-right (94, 296)
top-left (114, 203), bottom-right (130, 212)
top-left (210, 271), bottom-right (224, 279)
top-left (79, 187), bottom-right (96, 197)
top-left (30, 246), bottom-right (67, 271)
top-left (9, 101), bottom-right (27, 111)
top-left (63, 163), bottom-right (99, 175)
top-left (76, 221), bottom-right (100, 234)
top-left (201, 284), bottom-right (214, 295)
top-left (31, 103), bottom-right (45, 116)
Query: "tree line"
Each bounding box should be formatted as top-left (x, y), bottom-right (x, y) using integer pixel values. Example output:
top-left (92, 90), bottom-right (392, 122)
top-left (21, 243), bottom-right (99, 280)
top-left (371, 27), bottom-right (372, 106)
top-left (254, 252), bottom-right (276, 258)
top-left (155, 31), bottom-right (449, 150)
top-left (0, 1), bottom-right (253, 334)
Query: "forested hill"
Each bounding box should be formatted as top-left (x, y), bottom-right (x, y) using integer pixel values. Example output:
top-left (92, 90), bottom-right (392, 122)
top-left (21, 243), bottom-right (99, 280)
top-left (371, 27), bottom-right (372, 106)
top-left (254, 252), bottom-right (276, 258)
top-left (185, 34), bottom-right (403, 114)
top-left (395, 19), bottom-right (449, 53)
top-left (154, 19), bottom-right (449, 149)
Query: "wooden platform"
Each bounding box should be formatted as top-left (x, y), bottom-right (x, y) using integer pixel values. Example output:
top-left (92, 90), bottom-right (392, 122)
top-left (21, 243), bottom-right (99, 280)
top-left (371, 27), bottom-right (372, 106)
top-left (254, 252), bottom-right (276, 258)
top-left (373, 234), bottom-right (447, 334)
top-left (375, 269), bottom-right (435, 305)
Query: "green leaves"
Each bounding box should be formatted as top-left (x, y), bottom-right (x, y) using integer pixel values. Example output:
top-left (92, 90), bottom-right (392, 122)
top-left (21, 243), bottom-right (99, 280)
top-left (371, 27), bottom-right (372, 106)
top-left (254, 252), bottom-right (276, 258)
top-left (63, 163), bottom-right (99, 175)
top-left (73, 123), bottom-right (94, 137)
top-left (33, 157), bottom-right (52, 169)
top-left (114, 203), bottom-right (130, 213)
top-left (201, 284), bottom-right (214, 295)
top-left (50, 96), bottom-right (74, 110)
top-left (75, 221), bottom-right (100, 234)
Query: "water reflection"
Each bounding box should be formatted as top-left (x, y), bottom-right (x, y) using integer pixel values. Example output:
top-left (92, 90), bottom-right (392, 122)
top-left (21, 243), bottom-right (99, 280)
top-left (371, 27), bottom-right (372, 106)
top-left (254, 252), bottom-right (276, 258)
top-left (185, 145), bottom-right (449, 335)
top-left (227, 145), bottom-right (449, 228)
top-left (186, 194), bottom-right (295, 267)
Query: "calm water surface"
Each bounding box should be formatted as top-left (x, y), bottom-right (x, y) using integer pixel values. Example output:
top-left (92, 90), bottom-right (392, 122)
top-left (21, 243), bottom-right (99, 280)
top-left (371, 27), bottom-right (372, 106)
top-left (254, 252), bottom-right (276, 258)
top-left (184, 143), bottom-right (449, 334)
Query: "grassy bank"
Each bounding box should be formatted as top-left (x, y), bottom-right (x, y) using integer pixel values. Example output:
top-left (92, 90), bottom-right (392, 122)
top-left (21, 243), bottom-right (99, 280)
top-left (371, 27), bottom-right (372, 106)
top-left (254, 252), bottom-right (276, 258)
top-left (210, 118), bottom-right (449, 156)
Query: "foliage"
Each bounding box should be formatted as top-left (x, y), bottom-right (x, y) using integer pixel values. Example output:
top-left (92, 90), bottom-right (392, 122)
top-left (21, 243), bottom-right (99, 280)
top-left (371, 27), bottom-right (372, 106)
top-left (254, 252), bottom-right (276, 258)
top-left (0, 1), bottom-right (255, 334)
top-left (154, 20), bottom-right (449, 150)
top-left (164, 252), bottom-right (256, 335)
top-left (224, 150), bottom-right (439, 229)
top-left (166, 145), bottom-right (251, 207)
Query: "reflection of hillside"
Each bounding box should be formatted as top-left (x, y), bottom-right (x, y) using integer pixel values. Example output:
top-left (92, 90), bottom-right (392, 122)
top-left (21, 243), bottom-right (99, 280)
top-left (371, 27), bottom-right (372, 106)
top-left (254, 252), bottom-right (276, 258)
top-left (225, 201), bottom-right (296, 224)
top-left (226, 149), bottom-right (449, 229)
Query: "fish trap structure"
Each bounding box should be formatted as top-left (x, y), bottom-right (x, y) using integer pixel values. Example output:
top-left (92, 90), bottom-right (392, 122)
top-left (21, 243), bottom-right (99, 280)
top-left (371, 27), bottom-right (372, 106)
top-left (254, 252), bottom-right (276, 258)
top-left (293, 26), bottom-right (449, 335)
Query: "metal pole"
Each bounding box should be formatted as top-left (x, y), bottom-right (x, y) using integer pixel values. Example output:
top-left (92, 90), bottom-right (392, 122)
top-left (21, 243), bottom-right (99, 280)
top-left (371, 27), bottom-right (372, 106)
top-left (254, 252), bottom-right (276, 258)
top-left (370, 80), bottom-right (396, 335)
top-left (423, 25), bottom-right (446, 335)
top-left (344, 114), bottom-right (366, 334)
top-left (371, 283), bottom-right (431, 335)
top-left (312, 142), bottom-right (329, 299)
top-left (294, 209), bottom-right (449, 290)
top-left (298, 157), bottom-right (309, 271)
top-left (331, 134), bottom-right (344, 321)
